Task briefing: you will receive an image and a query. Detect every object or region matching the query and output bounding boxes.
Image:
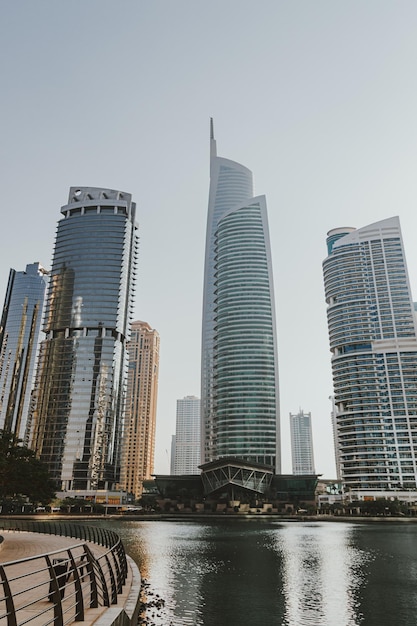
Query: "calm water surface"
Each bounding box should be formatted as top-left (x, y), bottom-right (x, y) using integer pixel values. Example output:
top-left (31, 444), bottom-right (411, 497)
top-left (96, 519), bottom-right (417, 626)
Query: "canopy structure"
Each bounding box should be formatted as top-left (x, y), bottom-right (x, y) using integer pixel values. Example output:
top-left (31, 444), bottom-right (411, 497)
top-left (200, 458), bottom-right (274, 497)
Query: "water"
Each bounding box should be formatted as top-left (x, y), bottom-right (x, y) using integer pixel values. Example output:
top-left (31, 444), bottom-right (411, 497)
top-left (95, 518), bottom-right (417, 626)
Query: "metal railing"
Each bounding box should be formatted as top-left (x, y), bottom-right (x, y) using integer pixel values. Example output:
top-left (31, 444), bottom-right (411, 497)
top-left (0, 520), bottom-right (128, 626)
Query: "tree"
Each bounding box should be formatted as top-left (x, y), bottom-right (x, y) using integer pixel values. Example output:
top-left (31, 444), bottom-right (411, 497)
top-left (0, 430), bottom-right (56, 504)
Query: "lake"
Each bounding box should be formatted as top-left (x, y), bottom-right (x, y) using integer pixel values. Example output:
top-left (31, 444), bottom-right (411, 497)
top-left (95, 518), bottom-right (417, 626)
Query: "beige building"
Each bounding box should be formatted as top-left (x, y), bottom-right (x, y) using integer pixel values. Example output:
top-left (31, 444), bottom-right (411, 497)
top-left (120, 320), bottom-right (160, 499)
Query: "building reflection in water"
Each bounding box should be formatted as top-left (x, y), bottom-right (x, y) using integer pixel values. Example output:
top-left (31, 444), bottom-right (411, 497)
top-left (276, 522), bottom-right (367, 626)
top-left (97, 519), bottom-right (417, 626)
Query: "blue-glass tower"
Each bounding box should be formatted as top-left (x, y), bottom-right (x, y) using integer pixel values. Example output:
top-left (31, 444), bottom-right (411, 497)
top-left (32, 187), bottom-right (138, 491)
top-left (201, 121), bottom-right (280, 471)
top-left (0, 262), bottom-right (48, 442)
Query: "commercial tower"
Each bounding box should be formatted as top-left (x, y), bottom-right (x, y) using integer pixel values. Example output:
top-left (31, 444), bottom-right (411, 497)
top-left (201, 121), bottom-right (280, 471)
top-left (289, 410), bottom-right (315, 475)
top-left (0, 262), bottom-right (48, 442)
top-left (120, 320), bottom-right (159, 499)
top-left (323, 217), bottom-right (417, 491)
top-left (172, 395), bottom-right (201, 475)
top-left (32, 187), bottom-right (138, 492)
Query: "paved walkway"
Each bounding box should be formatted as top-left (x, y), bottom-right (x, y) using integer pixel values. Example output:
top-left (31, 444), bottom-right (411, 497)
top-left (0, 529), bottom-right (104, 562)
top-left (0, 530), bottom-right (133, 626)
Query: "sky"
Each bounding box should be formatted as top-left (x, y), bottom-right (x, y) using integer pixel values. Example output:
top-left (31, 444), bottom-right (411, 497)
top-left (2, 1), bottom-right (417, 478)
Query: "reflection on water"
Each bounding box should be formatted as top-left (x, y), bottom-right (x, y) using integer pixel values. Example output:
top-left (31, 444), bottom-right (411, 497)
top-left (277, 523), bottom-right (368, 625)
top-left (97, 519), bottom-right (417, 626)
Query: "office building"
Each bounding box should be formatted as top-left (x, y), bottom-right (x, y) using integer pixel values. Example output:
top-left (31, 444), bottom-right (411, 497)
top-left (201, 120), bottom-right (280, 471)
top-left (290, 410), bottom-right (315, 475)
top-left (0, 262), bottom-right (48, 442)
top-left (170, 435), bottom-right (176, 475)
top-left (172, 395), bottom-right (200, 475)
top-left (323, 217), bottom-right (417, 491)
top-left (31, 187), bottom-right (138, 492)
top-left (120, 320), bottom-right (159, 499)
top-left (329, 395), bottom-right (342, 481)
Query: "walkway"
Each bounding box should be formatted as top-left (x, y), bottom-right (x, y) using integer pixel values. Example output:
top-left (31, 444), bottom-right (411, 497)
top-left (0, 529), bottom-right (137, 626)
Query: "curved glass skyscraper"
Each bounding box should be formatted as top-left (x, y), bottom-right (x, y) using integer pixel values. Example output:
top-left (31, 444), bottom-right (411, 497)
top-left (323, 217), bottom-right (417, 491)
top-left (32, 187), bottom-right (138, 492)
top-left (201, 121), bottom-right (280, 471)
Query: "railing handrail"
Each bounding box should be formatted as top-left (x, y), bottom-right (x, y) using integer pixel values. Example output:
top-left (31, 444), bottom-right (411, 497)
top-left (0, 519), bottom-right (120, 548)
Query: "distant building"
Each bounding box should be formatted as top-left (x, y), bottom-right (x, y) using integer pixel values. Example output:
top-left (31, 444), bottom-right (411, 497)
top-left (0, 262), bottom-right (48, 442)
top-left (31, 187), bottom-right (138, 492)
top-left (170, 435), bottom-right (176, 475)
top-left (323, 217), bottom-right (417, 491)
top-left (289, 410), bottom-right (315, 475)
top-left (120, 321), bottom-right (160, 499)
top-left (172, 395), bottom-right (201, 475)
top-left (329, 395), bottom-right (342, 481)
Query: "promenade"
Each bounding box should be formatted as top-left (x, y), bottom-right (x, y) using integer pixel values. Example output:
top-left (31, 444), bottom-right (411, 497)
top-left (0, 529), bottom-right (141, 626)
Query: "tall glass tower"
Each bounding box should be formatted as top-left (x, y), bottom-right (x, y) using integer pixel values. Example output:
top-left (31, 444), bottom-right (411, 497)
top-left (289, 410), bottom-right (315, 475)
top-left (0, 262), bottom-right (48, 442)
top-left (323, 216), bottom-right (417, 491)
top-left (172, 395), bottom-right (201, 475)
top-left (201, 121), bottom-right (280, 471)
top-left (32, 187), bottom-right (138, 492)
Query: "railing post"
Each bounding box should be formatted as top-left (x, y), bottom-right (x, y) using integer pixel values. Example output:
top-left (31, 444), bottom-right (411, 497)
top-left (83, 543), bottom-right (111, 608)
top-left (67, 549), bottom-right (85, 621)
top-left (0, 564), bottom-right (17, 626)
top-left (109, 546), bottom-right (122, 594)
top-left (104, 553), bottom-right (118, 604)
top-left (116, 541), bottom-right (128, 583)
top-left (45, 554), bottom-right (64, 626)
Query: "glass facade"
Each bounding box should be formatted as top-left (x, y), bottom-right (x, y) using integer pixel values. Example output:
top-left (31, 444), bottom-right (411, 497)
top-left (201, 123), bottom-right (280, 471)
top-left (172, 395), bottom-right (201, 475)
top-left (289, 410), bottom-right (315, 475)
top-left (0, 263), bottom-right (48, 442)
top-left (31, 187), bottom-right (138, 491)
top-left (323, 217), bottom-right (417, 490)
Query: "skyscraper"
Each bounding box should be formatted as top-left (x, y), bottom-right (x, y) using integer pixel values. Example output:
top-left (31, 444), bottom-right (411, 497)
top-left (31, 187), bottom-right (138, 492)
top-left (120, 320), bottom-right (159, 499)
top-left (0, 262), bottom-right (48, 442)
top-left (201, 120), bottom-right (280, 471)
top-left (172, 395), bottom-right (201, 475)
top-left (289, 409), bottom-right (315, 475)
top-left (323, 216), bottom-right (417, 491)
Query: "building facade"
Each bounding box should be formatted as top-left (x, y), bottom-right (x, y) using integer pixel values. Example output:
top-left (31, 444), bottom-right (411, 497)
top-left (0, 262), bottom-right (48, 442)
top-left (120, 320), bottom-right (159, 499)
top-left (323, 217), bottom-right (417, 491)
top-left (289, 409), bottom-right (315, 475)
top-left (172, 395), bottom-right (201, 475)
top-left (201, 120), bottom-right (280, 471)
top-left (31, 187), bottom-right (138, 492)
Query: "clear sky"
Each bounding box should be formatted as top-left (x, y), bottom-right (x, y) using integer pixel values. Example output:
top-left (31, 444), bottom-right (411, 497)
top-left (2, 1), bottom-right (417, 478)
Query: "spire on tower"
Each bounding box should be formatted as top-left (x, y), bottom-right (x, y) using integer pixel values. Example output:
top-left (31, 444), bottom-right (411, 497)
top-left (210, 117), bottom-right (217, 158)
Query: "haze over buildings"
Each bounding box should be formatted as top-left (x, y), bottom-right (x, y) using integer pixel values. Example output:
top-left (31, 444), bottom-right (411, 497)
top-left (323, 217), bottom-right (417, 491)
top-left (4, 3), bottom-right (417, 481)
top-left (201, 121), bottom-right (280, 471)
